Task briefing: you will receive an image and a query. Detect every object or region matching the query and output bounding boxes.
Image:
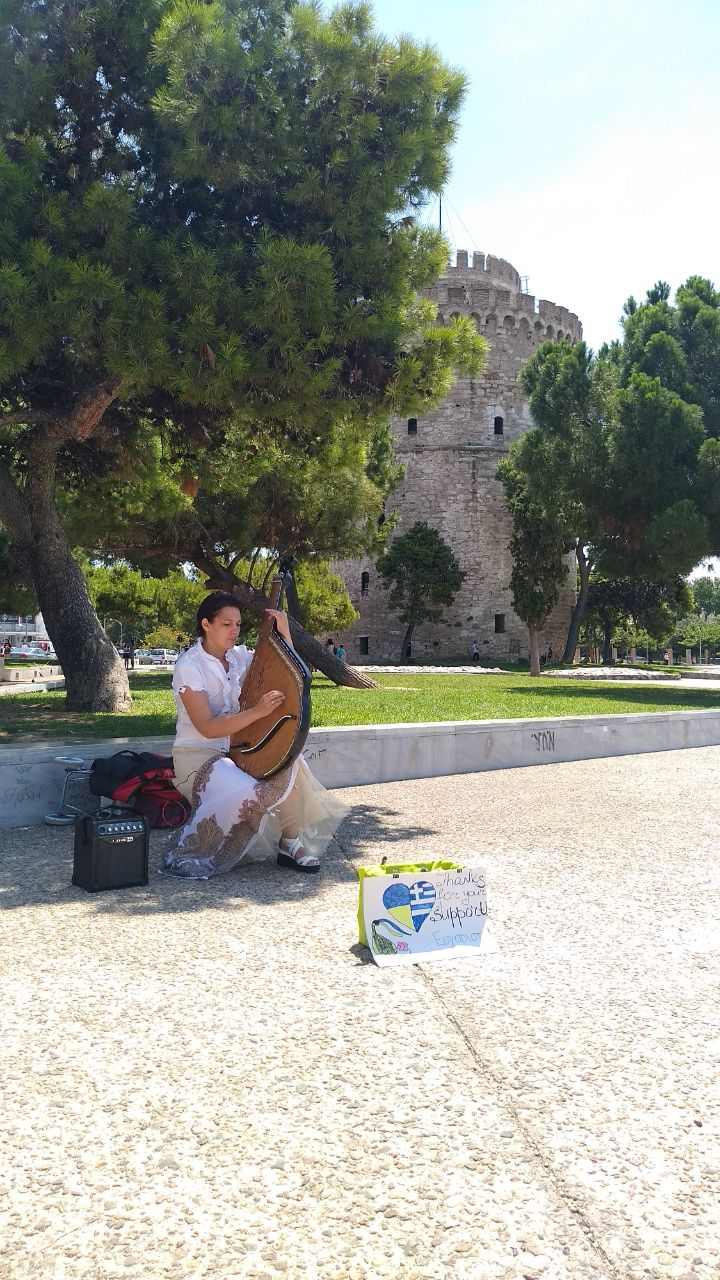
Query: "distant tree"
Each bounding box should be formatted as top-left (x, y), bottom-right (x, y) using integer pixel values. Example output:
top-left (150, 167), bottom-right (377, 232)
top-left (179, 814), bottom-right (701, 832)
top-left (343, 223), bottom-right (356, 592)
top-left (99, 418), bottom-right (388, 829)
top-left (496, 450), bottom-right (569, 676)
top-left (585, 577), bottom-right (689, 663)
top-left (668, 614), bottom-right (720, 661)
top-left (85, 553), bottom-right (356, 660)
top-left (142, 624), bottom-right (189, 650)
top-left (292, 562), bottom-right (358, 636)
top-left (84, 563), bottom-right (207, 640)
top-left (376, 522), bottom-right (464, 662)
top-left (515, 328), bottom-right (714, 661)
top-left (688, 575), bottom-right (720, 617)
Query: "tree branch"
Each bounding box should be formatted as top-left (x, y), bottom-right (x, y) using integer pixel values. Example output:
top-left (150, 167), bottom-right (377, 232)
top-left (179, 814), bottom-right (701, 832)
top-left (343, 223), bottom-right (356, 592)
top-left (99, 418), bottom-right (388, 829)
top-left (261, 557), bottom-right (279, 594)
top-left (246, 547), bottom-right (261, 586)
top-left (68, 377), bottom-right (122, 441)
top-left (0, 408), bottom-right (57, 430)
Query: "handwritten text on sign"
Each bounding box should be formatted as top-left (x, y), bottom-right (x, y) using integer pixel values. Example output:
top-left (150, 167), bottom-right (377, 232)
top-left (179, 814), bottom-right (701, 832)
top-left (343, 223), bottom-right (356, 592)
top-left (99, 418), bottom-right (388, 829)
top-left (362, 865), bottom-right (494, 967)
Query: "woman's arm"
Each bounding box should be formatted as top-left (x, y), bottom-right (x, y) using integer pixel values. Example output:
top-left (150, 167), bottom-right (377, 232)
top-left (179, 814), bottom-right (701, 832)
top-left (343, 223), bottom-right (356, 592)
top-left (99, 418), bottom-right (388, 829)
top-left (179, 687), bottom-right (286, 740)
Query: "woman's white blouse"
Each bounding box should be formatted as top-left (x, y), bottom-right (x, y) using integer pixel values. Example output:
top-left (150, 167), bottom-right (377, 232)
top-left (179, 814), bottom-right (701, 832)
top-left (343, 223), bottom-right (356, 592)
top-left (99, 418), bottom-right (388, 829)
top-left (172, 641), bottom-right (254, 749)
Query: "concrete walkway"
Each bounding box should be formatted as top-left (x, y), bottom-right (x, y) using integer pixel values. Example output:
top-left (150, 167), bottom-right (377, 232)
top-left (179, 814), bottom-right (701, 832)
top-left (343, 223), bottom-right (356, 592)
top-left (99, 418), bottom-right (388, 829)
top-left (0, 677), bottom-right (65, 696)
top-left (2, 748), bottom-right (719, 1280)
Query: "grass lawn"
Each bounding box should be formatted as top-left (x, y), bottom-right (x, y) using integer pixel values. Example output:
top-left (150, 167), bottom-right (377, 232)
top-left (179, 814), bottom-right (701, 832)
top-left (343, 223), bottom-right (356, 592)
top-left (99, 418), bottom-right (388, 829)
top-left (2, 669), bottom-right (720, 742)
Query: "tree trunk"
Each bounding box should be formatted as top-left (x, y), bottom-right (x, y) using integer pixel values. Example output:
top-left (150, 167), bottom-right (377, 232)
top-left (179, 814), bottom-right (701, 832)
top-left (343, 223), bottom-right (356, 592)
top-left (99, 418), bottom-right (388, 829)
top-left (24, 446), bottom-right (131, 711)
top-left (196, 554), bottom-right (378, 689)
top-left (0, 447), bottom-right (130, 712)
top-left (602, 618), bottom-right (613, 664)
top-left (400, 623), bottom-right (414, 663)
top-left (529, 628), bottom-right (541, 677)
top-left (561, 542), bottom-right (591, 664)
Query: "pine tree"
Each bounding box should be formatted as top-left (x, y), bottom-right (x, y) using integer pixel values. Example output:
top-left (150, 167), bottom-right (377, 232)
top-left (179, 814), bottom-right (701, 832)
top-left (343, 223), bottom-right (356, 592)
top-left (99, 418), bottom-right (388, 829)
top-left (0, 0), bottom-right (486, 709)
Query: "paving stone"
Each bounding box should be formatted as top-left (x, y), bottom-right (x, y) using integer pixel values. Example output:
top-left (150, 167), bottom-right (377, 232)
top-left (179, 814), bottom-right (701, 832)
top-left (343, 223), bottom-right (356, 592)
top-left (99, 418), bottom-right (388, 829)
top-left (1, 748), bottom-right (719, 1279)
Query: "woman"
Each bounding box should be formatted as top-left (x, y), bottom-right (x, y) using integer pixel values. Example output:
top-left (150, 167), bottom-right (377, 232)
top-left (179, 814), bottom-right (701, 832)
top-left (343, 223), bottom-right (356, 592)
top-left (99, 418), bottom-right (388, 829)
top-left (159, 591), bottom-right (348, 880)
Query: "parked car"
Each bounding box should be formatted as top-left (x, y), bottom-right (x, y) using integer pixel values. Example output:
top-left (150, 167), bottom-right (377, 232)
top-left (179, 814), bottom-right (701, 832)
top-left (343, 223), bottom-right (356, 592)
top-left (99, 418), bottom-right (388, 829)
top-left (7, 645), bottom-right (58, 661)
top-left (133, 649), bottom-right (153, 664)
top-left (147, 648), bottom-right (179, 665)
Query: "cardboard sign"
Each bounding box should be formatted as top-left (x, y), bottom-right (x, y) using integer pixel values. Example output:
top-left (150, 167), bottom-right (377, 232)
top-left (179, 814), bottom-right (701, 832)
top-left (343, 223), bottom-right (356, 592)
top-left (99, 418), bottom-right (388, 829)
top-left (362, 863), bottom-right (494, 966)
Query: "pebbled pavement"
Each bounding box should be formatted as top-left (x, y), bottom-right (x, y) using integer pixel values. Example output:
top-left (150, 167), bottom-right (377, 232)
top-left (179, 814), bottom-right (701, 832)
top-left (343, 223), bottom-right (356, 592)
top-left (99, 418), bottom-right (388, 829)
top-left (1, 747), bottom-right (719, 1280)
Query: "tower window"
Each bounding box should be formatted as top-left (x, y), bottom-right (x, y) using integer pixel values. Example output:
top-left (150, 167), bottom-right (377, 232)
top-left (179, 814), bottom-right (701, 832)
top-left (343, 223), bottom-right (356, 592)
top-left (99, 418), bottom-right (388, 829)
top-left (494, 416), bottom-right (504, 435)
top-left (360, 571), bottom-right (369, 596)
top-left (494, 613), bottom-right (506, 634)
top-left (359, 636), bottom-right (369, 655)
top-left (407, 418), bottom-right (418, 435)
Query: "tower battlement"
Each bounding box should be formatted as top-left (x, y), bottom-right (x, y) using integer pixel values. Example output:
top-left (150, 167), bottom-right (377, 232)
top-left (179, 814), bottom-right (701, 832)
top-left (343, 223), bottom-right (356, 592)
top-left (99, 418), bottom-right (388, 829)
top-left (448, 250), bottom-right (521, 289)
top-left (438, 250), bottom-right (582, 341)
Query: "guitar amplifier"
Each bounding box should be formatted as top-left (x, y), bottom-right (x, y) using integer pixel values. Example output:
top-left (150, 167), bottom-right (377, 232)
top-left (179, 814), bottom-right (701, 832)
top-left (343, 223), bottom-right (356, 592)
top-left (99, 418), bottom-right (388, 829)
top-left (72, 808), bottom-right (149, 891)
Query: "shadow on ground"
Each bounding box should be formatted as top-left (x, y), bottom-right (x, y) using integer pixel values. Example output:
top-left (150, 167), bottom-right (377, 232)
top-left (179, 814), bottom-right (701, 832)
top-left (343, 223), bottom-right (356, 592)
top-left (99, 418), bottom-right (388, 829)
top-left (0, 802), bottom-right (438, 917)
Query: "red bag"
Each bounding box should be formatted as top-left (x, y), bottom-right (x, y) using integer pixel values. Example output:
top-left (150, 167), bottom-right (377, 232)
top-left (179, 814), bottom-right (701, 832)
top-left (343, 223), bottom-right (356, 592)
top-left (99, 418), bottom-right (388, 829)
top-left (89, 750), bottom-right (190, 829)
top-left (130, 779), bottom-right (190, 830)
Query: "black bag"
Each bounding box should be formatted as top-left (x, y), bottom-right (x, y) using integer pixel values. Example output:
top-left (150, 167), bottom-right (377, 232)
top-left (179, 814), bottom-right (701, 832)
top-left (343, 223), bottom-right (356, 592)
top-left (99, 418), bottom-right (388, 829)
top-left (88, 750), bottom-right (190, 829)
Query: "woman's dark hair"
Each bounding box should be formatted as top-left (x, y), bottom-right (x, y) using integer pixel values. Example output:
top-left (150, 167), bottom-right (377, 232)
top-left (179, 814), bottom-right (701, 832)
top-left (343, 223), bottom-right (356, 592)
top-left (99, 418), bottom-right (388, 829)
top-left (196, 591), bottom-right (242, 636)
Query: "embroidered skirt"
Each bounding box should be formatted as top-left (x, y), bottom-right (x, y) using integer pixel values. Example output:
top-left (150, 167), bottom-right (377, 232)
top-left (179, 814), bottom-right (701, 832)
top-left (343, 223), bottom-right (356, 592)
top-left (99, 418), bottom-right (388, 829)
top-left (159, 748), bottom-right (348, 880)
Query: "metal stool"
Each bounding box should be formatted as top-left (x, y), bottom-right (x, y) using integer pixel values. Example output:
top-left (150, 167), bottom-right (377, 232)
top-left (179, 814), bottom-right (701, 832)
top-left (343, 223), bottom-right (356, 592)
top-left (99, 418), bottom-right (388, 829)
top-left (44, 756), bottom-right (94, 826)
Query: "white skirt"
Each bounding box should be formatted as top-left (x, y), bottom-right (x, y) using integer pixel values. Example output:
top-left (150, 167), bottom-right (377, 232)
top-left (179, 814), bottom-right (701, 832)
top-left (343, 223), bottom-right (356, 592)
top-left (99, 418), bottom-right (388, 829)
top-left (159, 747), bottom-right (348, 880)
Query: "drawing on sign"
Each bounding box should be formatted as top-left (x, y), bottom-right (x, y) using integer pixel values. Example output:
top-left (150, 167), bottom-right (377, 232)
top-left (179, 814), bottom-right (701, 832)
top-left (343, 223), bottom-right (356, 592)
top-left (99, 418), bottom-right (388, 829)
top-left (379, 879), bottom-right (436, 936)
top-left (364, 865), bottom-right (494, 966)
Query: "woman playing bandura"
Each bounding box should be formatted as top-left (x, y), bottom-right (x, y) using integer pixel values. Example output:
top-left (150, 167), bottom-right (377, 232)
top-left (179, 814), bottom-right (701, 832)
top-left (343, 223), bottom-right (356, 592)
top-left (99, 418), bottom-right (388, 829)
top-left (159, 592), bottom-right (348, 880)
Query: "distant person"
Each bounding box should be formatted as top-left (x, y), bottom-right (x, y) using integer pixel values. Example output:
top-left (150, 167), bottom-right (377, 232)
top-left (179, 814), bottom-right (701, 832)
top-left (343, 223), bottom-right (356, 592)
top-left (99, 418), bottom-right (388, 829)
top-left (546, 645), bottom-right (553, 665)
top-left (336, 644), bottom-right (346, 662)
top-left (128, 641), bottom-right (136, 670)
top-left (471, 641), bottom-right (479, 662)
top-left (122, 644), bottom-right (131, 670)
top-left (3, 639), bottom-right (10, 657)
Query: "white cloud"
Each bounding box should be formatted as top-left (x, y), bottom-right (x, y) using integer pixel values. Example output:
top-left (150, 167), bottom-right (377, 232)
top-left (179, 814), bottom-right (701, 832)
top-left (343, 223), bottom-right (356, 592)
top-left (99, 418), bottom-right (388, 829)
top-left (455, 103), bottom-right (720, 350)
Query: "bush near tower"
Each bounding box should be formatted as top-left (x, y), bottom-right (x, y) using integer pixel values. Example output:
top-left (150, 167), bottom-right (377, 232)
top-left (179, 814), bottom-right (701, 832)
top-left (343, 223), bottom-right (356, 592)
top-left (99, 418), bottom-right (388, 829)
top-left (0, 0), bottom-right (486, 711)
top-left (376, 522), bottom-right (465, 662)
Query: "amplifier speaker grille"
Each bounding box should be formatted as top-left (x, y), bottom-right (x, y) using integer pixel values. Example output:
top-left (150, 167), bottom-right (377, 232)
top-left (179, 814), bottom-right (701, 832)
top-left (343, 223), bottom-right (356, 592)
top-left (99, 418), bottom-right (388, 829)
top-left (72, 810), bottom-right (149, 892)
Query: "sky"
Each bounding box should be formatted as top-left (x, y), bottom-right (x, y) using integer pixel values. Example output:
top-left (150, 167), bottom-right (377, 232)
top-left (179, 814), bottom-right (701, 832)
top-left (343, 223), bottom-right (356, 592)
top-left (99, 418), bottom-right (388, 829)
top-left (355, 0), bottom-right (720, 352)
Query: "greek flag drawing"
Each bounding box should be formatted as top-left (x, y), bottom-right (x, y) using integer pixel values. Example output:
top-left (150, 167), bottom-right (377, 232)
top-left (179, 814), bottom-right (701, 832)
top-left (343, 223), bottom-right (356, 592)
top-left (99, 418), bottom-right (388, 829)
top-left (378, 879), bottom-right (436, 939)
top-left (409, 879), bottom-right (436, 931)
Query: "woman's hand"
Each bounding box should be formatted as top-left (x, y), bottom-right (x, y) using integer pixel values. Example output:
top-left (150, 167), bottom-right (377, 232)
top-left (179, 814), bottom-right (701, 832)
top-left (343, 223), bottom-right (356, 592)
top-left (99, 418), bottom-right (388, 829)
top-left (265, 609), bottom-right (293, 645)
top-left (255, 688), bottom-right (286, 718)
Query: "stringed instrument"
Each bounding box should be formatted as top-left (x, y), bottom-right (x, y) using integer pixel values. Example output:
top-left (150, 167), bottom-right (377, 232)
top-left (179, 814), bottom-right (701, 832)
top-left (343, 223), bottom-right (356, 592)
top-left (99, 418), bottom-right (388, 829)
top-left (228, 562), bottom-right (312, 780)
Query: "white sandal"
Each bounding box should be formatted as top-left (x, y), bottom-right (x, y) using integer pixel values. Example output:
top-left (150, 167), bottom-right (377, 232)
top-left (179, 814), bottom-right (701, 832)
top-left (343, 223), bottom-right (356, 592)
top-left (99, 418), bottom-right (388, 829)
top-left (277, 835), bottom-right (320, 874)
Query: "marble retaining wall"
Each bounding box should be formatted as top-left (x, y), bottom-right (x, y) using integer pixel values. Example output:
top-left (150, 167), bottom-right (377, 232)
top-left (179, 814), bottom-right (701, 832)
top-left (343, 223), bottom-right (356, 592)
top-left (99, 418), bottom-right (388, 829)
top-left (3, 709), bottom-right (720, 829)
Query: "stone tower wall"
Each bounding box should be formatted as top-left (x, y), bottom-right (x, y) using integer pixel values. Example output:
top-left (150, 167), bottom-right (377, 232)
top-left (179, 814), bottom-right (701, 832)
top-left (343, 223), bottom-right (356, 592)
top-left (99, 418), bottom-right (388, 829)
top-left (330, 251), bottom-right (582, 665)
